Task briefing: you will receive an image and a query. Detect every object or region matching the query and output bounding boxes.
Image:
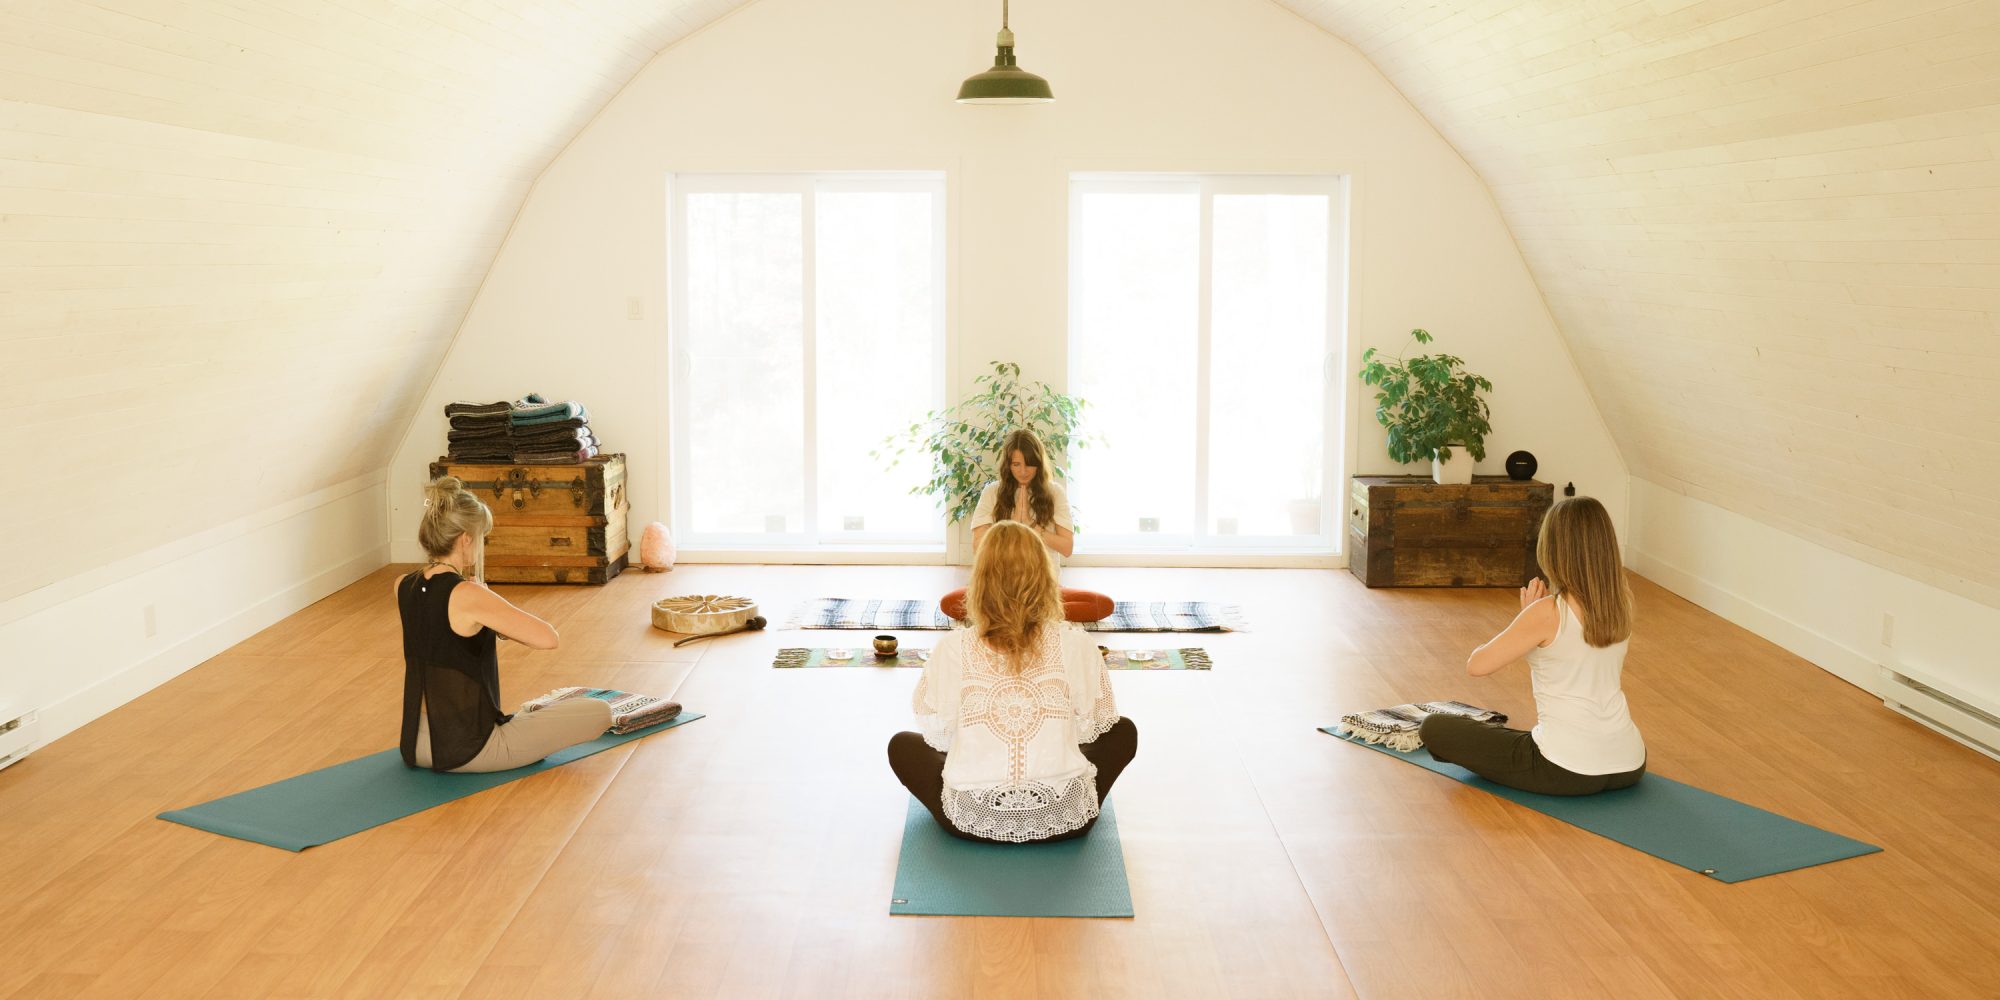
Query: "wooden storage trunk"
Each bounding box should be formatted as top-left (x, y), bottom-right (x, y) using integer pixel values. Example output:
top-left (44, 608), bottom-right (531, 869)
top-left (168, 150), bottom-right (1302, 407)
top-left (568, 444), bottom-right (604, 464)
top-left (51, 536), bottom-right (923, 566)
top-left (1347, 476), bottom-right (1552, 588)
top-left (428, 454), bottom-right (630, 585)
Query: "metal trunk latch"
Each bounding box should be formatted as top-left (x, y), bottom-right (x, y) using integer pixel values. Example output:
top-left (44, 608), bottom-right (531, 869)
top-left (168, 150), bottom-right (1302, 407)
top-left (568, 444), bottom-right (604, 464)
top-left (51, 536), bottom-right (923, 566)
top-left (493, 468), bottom-right (542, 510)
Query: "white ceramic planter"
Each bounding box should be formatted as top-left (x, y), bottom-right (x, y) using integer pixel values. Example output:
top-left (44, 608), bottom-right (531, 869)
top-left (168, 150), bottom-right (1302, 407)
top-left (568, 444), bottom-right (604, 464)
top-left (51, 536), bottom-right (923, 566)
top-left (1432, 446), bottom-right (1475, 485)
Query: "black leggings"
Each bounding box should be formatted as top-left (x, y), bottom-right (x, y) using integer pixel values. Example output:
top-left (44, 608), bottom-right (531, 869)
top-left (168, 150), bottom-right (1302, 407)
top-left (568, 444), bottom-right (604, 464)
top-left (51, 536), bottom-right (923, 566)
top-left (1419, 714), bottom-right (1644, 796)
top-left (888, 717), bottom-right (1138, 844)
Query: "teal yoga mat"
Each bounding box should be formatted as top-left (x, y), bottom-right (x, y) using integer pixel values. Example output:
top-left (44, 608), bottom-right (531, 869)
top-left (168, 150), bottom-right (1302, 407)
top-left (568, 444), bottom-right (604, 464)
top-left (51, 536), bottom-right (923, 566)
top-left (159, 712), bottom-right (705, 851)
top-left (890, 800), bottom-right (1134, 917)
top-left (1322, 727), bottom-right (1881, 883)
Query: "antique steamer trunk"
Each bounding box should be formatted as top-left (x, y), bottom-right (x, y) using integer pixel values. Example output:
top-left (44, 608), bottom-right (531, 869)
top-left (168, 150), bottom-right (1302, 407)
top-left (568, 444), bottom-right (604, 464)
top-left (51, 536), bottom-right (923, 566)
top-left (428, 454), bottom-right (629, 585)
top-left (1347, 476), bottom-right (1553, 588)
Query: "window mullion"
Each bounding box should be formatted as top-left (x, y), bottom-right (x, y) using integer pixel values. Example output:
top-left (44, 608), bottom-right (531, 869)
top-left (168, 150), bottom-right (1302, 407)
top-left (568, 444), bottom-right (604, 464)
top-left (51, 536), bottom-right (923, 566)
top-left (802, 179), bottom-right (819, 544)
top-left (1193, 182), bottom-right (1214, 549)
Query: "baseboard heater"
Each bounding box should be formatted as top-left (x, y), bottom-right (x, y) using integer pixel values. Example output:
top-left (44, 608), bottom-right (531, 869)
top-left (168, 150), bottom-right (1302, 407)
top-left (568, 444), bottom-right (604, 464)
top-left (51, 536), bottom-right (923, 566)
top-left (1881, 666), bottom-right (2000, 764)
top-left (0, 705), bottom-right (40, 773)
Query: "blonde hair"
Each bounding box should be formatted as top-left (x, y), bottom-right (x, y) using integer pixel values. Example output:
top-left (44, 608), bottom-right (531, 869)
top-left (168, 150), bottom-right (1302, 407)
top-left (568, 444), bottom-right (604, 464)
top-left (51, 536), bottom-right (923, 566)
top-left (1537, 496), bottom-right (1633, 647)
top-left (966, 520), bottom-right (1063, 673)
top-left (419, 476), bottom-right (493, 580)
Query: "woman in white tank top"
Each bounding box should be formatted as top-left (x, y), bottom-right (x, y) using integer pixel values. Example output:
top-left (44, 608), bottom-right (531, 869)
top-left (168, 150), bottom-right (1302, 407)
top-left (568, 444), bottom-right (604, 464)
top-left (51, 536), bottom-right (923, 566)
top-left (1418, 497), bottom-right (1646, 795)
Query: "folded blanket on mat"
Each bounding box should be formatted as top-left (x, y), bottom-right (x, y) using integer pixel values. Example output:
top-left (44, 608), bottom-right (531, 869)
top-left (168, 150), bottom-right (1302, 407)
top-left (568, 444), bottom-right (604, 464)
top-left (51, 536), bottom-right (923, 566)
top-left (1333, 700), bottom-right (1507, 752)
top-left (519, 687), bottom-right (682, 735)
top-left (444, 400), bottom-right (511, 418)
top-left (790, 598), bottom-right (1244, 632)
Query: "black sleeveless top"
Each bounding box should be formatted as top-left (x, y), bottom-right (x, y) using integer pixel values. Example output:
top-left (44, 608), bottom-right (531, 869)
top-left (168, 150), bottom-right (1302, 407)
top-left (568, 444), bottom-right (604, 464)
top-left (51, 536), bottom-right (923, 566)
top-left (397, 571), bottom-right (509, 771)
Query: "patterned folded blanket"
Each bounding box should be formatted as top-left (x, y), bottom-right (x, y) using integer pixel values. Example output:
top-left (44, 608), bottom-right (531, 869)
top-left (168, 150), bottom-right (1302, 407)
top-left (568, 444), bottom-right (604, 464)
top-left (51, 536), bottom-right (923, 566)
top-left (445, 400), bottom-right (511, 418)
top-left (512, 399), bottom-right (587, 424)
top-left (1333, 700), bottom-right (1507, 752)
top-left (518, 687), bottom-right (682, 735)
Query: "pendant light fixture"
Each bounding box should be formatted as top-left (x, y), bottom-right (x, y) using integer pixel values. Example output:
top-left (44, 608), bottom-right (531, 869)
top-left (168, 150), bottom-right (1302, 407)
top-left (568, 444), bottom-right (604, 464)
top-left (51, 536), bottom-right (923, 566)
top-left (956, 0), bottom-right (1053, 105)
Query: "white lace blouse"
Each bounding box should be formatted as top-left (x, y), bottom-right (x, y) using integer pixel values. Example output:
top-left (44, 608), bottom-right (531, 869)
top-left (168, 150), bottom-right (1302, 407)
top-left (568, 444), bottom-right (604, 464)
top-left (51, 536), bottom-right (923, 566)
top-left (912, 622), bottom-right (1119, 842)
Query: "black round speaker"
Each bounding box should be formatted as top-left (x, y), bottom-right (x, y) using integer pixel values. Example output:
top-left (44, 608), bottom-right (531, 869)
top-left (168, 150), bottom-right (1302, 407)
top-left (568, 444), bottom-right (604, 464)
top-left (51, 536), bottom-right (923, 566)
top-left (1505, 450), bottom-right (1537, 481)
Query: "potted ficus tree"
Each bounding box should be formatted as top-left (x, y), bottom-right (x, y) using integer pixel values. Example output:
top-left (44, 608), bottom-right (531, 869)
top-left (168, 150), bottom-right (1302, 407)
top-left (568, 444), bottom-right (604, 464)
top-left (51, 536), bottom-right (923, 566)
top-left (876, 361), bottom-right (1090, 532)
top-left (1358, 328), bottom-right (1493, 485)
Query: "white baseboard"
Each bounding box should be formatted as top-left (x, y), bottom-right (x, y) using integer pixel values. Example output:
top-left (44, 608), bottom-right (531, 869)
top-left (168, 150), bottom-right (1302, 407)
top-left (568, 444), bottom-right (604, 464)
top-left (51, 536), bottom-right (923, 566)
top-left (1626, 547), bottom-right (1882, 695)
top-left (0, 477), bottom-right (389, 751)
top-left (1625, 478), bottom-right (2000, 723)
top-left (36, 543), bottom-right (387, 745)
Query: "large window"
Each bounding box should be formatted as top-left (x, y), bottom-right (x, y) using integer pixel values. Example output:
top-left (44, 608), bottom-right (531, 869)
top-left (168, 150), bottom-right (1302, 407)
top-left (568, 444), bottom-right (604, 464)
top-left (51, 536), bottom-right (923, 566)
top-left (669, 173), bottom-right (946, 547)
top-left (1067, 174), bottom-right (1344, 552)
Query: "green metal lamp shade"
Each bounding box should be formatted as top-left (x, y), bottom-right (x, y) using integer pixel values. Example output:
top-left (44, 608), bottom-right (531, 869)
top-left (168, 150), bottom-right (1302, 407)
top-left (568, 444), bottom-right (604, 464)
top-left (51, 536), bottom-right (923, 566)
top-left (957, 34), bottom-right (1053, 104)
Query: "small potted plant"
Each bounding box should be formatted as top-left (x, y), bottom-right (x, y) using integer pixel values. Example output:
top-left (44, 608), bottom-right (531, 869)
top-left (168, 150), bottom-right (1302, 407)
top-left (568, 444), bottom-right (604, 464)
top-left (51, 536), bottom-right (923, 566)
top-left (876, 361), bottom-right (1091, 528)
top-left (1358, 328), bottom-right (1492, 485)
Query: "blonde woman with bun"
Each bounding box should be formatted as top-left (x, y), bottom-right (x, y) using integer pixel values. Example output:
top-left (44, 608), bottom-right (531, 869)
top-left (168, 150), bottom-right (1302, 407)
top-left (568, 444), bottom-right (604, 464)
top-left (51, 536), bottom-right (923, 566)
top-left (394, 476), bottom-right (612, 773)
top-left (891, 520), bottom-right (1138, 843)
top-left (1419, 496), bottom-right (1647, 795)
top-left (940, 427), bottom-right (1115, 623)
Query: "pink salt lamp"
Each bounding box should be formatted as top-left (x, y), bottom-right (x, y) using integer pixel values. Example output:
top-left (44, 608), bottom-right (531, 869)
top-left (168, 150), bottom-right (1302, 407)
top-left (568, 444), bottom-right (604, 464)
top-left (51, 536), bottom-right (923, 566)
top-left (639, 521), bottom-right (675, 572)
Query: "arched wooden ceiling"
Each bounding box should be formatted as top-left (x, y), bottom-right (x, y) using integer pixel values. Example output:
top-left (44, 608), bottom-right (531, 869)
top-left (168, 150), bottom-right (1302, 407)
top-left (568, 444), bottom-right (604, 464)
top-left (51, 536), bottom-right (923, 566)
top-left (5, 0), bottom-right (1996, 605)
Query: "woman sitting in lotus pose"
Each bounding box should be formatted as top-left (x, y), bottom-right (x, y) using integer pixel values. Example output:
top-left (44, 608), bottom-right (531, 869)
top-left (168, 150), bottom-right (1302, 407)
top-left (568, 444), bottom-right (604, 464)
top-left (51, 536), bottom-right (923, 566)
top-left (891, 520), bottom-right (1138, 842)
top-left (941, 427), bottom-right (1114, 623)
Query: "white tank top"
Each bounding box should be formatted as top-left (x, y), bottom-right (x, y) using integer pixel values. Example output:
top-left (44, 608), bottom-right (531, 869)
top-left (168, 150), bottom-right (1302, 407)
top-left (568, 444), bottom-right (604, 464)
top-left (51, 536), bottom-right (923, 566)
top-left (1527, 597), bottom-right (1646, 775)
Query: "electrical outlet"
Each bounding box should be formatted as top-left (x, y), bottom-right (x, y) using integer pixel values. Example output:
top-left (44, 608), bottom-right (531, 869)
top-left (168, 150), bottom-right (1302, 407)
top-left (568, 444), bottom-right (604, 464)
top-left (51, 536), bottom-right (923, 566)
top-left (1880, 613), bottom-right (1895, 648)
top-left (143, 604), bottom-right (158, 639)
top-left (1138, 517), bottom-right (1160, 533)
top-left (843, 515), bottom-right (864, 531)
top-left (626, 297), bottom-right (644, 320)
top-left (1216, 517), bottom-right (1239, 535)
top-left (765, 514), bottom-right (787, 533)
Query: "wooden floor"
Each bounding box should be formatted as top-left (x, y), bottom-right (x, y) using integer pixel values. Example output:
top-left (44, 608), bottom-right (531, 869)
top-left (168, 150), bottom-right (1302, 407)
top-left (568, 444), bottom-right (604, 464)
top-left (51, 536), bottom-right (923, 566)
top-left (3, 564), bottom-right (1999, 999)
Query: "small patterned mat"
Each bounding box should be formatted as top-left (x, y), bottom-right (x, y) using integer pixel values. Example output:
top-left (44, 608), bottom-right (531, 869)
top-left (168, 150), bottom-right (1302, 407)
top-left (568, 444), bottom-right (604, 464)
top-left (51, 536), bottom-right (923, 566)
top-left (774, 646), bottom-right (1211, 670)
top-left (788, 598), bottom-right (1244, 633)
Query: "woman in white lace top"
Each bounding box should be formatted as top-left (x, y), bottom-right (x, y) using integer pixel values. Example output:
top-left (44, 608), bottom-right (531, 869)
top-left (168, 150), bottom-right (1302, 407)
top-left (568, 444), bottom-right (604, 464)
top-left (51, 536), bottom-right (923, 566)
top-left (889, 521), bottom-right (1139, 843)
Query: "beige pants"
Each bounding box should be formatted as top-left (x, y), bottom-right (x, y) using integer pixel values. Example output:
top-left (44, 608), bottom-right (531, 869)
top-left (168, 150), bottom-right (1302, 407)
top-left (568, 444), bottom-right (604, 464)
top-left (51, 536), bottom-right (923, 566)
top-left (415, 697), bottom-right (614, 773)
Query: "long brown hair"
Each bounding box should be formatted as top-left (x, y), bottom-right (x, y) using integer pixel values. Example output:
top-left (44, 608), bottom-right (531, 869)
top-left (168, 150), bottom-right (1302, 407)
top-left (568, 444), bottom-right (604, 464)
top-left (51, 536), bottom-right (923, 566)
top-left (1537, 496), bottom-right (1633, 647)
top-left (966, 520), bottom-right (1063, 673)
top-left (989, 428), bottom-right (1057, 528)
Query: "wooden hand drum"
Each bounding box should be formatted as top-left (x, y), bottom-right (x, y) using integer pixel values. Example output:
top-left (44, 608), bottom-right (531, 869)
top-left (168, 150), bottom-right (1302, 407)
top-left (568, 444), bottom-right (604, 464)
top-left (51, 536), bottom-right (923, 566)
top-left (651, 594), bottom-right (759, 634)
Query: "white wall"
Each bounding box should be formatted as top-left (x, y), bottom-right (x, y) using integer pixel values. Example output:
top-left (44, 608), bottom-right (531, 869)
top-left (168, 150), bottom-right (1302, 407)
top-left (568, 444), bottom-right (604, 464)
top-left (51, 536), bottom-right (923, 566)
top-left (0, 0), bottom-right (752, 608)
top-left (0, 476), bottom-right (386, 747)
top-left (1628, 478), bottom-right (2000, 717)
top-left (387, 0), bottom-right (1628, 561)
top-left (1277, 0), bottom-right (2000, 605)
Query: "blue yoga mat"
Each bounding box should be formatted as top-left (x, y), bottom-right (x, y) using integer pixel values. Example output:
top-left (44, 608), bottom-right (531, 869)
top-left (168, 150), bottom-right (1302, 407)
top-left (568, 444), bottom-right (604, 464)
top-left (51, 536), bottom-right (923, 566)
top-left (890, 800), bottom-right (1134, 917)
top-left (160, 712), bottom-right (705, 851)
top-left (1321, 727), bottom-right (1881, 883)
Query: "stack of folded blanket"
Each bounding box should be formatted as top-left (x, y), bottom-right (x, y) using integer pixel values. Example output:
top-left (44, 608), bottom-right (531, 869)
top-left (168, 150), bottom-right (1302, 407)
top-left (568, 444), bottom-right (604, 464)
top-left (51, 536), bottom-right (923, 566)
top-left (510, 393), bottom-right (599, 463)
top-left (445, 401), bottom-right (514, 461)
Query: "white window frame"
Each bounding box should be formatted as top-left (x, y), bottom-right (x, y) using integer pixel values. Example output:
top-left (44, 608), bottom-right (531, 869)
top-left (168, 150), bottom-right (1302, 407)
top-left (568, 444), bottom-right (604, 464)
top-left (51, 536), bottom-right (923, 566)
top-left (1066, 172), bottom-right (1348, 556)
top-left (667, 172), bottom-right (949, 552)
